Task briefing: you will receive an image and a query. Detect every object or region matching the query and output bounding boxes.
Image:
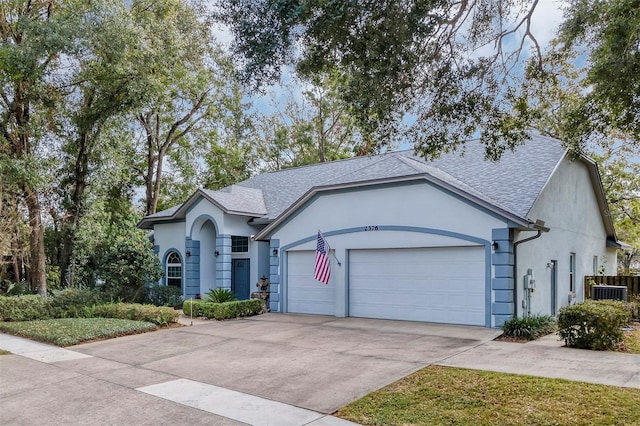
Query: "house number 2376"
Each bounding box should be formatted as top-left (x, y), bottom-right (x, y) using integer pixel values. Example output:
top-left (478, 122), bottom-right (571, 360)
top-left (364, 225), bottom-right (379, 231)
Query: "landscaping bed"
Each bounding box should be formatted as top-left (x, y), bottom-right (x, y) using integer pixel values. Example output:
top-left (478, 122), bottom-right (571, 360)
top-left (0, 318), bottom-right (158, 346)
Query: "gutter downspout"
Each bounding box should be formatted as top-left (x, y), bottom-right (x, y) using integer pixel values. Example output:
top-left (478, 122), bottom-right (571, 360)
top-left (512, 229), bottom-right (544, 318)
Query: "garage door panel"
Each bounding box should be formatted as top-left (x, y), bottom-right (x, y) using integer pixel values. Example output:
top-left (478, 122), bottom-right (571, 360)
top-left (349, 247), bottom-right (485, 326)
top-left (287, 251), bottom-right (335, 315)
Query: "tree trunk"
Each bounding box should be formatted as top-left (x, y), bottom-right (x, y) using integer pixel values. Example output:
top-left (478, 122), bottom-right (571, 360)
top-left (60, 132), bottom-right (89, 288)
top-left (23, 186), bottom-right (47, 295)
top-left (10, 223), bottom-right (24, 283)
top-left (149, 151), bottom-right (165, 215)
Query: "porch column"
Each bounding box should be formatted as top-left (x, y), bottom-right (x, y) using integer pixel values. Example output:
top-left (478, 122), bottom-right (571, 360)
top-left (185, 238), bottom-right (200, 299)
top-left (269, 239), bottom-right (280, 312)
top-left (216, 234), bottom-right (231, 290)
top-left (492, 228), bottom-right (514, 327)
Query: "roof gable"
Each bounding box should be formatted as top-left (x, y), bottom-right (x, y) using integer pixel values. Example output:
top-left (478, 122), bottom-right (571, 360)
top-left (137, 186), bottom-right (266, 229)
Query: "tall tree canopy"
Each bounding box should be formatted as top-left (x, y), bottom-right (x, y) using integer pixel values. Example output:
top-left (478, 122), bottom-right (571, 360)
top-left (2, 0), bottom-right (253, 290)
top-left (254, 74), bottom-right (368, 171)
top-left (556, 0), bottom-right (640, 149)
top-left (218, 0), bottom-right (544, 159)
top-left (1, 0), bottom-right (86, 294)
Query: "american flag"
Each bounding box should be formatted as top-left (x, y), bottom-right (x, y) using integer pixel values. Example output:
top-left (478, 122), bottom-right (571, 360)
top-left (314, 232), bottom-right (331, 284)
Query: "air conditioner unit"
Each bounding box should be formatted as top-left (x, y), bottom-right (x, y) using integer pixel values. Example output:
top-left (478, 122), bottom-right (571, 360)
top-left (591, 285), bottom-right (628, 302)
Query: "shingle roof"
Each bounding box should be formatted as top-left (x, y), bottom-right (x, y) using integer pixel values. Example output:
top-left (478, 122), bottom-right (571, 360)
top-left (238, 134), bottom-right (566, 220)
top-left (201, 185), bottom-right (267, 215)
top-left (139, 134), bottom-right (568, 227)
top-left (145, 204), bottom-right (180, 219)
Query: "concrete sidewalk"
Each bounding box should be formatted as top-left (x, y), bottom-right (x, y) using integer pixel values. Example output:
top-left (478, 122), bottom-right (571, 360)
top-left (437, 332), bottom-right (640, 389)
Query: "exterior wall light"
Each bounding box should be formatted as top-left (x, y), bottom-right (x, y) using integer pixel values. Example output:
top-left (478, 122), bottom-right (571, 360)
top-left (491, 241), bottom-right (499, 251)
top-left (186, 251), bottom-right (191, 257)
top-left (215, 250), bottom-right (220, 257)
top-left (272, 248), bottom-right (279, 256)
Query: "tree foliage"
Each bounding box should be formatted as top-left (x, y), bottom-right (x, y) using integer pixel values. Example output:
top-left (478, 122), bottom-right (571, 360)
top-left (0, 0), bottom-right (87, 294)
top-left (131, 1), bottom-right (230, 215)
top-left (253, 74), bottom-right (370, 171)
top-left (218, 0), bottom-right (545, 159)
top-left (557, 0), bottom-right (640, 148)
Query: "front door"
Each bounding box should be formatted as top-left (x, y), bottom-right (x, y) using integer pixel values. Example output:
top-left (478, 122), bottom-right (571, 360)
top-left (232, 259), bottom-right (250, 300)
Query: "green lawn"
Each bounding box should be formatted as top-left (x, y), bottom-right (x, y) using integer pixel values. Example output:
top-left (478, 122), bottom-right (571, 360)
top-left (0, 349), bottom-right (10, 355)
top-left (623, 326), bottom-right (640, 354)
top-left (0, 318), bottom-right (157, 346)
top-left (335, 365), bottom-right (640, 426)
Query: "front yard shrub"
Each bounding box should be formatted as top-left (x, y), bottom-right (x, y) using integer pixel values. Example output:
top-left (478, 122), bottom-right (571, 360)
top-left (49, 288), bottom-right (108, 318)
top-left (183, 299), bottom-right (263, 320)
top-left (205, 288), bottom-right (237, 303)
top-left (144, 285), bottom-right (183, 309)
top-left (502, 314), bottom-right (556, 340)
top-left (97, 227), bottom-right (163, 302)
top-left (558, 300), bottom-right (631, 350)
top-left (93, 303), bottom-right (179, 326)
top-left (0, 295), bottom-right (53, 321)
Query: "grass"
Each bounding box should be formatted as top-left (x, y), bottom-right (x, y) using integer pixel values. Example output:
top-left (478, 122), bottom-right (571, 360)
top-left (335, 366), bottom-right (640, 426)
top-left (0, 349), bottom-right (10, 355)
top-left (622, 323), bottom-right (640, 354)
top-left (0, 318), bottom-right (157, 346)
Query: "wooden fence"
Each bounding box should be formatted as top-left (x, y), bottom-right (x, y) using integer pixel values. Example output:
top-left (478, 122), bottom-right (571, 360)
top-left (584, 276), bottom-right (640, 300)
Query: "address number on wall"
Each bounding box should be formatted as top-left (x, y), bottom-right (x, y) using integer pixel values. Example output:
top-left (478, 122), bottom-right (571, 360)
top-left (364, 225), bottom-right (379, 231)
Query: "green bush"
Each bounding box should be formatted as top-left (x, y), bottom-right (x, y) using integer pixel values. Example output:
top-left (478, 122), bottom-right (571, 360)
top-left (0, 280), bottom-right (29, 296)
top-left (183, 299), bottom-right (264, 320)
top-left (558, 300), bottom-right (631, 350)
top-left (93, 303), bottom-right (179, 326)
top-left (49, 288), bottom-right (108, 318)
top-left (97, 226), bottom-right (162, 302)
top-left (205, 288), bottom-right (237, 303)
top-left (0, 295), bottom-right (52, 321)
top-left (502, 314), bottom-right (556, 340)
top-left (144, 285), bottom-right (183, 309)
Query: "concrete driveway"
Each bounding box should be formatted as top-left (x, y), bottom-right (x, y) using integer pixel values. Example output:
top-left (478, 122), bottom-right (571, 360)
top-left (0, 313), bottom-right (500, 424)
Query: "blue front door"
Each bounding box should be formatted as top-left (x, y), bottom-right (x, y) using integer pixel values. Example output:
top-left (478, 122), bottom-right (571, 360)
top-left (232, 259), bottom-right (250, 300)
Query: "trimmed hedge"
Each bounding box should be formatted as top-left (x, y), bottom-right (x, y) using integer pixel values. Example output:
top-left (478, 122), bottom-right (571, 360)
top-left (143, 285), bottom-right (183, 309)
top-left (183, 299), bottom-right (264, 320)
top-left (93, 303), bottom-right (179, 326)
top-left (49, 288), bottom-right (108, 318)
top-left (558, 300), bottom-right (631, 350)
top-left (0, 293), bottom-right (178, 327)
top-left (0, 289), bottom-right (108, 321)
top-left (0, 295), bottom-right (52, 321)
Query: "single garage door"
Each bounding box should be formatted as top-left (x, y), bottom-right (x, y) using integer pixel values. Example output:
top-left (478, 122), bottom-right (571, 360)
top-left (349, 246), bottom-right (485, 326)
top-left (287, 250), bottom-right (335, 315)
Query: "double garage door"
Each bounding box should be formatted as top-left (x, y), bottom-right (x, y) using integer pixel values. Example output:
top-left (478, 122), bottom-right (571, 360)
top-left (287, 246), bottom-right (485, 326)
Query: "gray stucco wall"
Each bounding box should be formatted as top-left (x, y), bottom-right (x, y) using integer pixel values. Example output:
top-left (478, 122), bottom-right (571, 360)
top-left (517, 157), bottom-right (616, 316)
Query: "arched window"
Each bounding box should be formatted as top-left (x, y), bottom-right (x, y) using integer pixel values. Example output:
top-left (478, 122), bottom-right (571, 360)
top-left (166, 252), bottom-right (182, 288)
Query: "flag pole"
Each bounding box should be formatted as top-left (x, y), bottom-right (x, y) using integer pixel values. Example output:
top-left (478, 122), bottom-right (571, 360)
top-left (318, 229), bottom-right (342, 266)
